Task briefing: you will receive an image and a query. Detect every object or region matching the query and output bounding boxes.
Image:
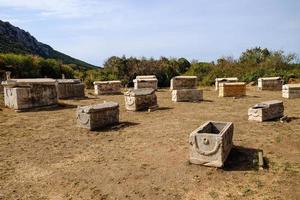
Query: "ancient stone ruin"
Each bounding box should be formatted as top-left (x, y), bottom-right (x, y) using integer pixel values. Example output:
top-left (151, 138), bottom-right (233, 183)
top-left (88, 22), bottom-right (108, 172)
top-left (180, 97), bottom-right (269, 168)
top-left (215, 77), bottom-right (238, 90)
top-left (1, 78), bottom-right (58, 111)
top-left (282, 84), bottom-right (300, 99)
top-left (189, 121), bottom-right (234, 167)
top-left (258, 77), bottom-right (283, 91)
top-left (248, 100), bottom-right (284, 122)
top-left (57, 79), bottom-right (85, 99)
top-left (94, 80), bottom-right (122, 95)
top-left (133, 75), bottom-right (158, 90)
top-left (124, 88), bottom-right (157, 111)
top-left (170, 76), bottom-right (203, 102)
top-left (218, 82), bottom-right (246, 97)
top-left (76, 101), bottom-right (119, 130)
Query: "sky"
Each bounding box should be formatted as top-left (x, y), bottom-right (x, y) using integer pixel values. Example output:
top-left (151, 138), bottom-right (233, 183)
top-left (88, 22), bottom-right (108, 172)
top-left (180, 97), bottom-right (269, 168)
top-left (0, 0), bottom-right (299, 66)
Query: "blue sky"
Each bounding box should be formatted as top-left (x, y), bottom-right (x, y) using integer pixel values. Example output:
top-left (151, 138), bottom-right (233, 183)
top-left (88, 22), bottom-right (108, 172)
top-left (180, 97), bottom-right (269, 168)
top-left (0, 0), bottom-right (299, 66)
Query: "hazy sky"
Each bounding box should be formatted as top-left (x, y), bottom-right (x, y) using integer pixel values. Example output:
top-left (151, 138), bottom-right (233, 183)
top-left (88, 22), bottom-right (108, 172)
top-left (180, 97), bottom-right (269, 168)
top-left (0, 0), bottom-right (299, 66)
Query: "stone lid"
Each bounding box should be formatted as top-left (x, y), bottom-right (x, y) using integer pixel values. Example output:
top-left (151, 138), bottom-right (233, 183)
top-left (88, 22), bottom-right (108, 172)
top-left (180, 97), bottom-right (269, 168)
top-left (172, 76), bottom-right (197, 79)
top-left (57, 79), bottom-right (81, 84)
top-left (78, 101), bottom-right (119, 113)
top-left (252, 100), bottom-right (283, 109)
top-left (258, 77), bottom-right (282, 80)
top-left (283, 84), bottom-right (300, 89)
top-left (220, 82), bottom-right (246, 86)
top-left (125, 88), bottom-right (155, 96)
top-left (215, 77), bottom-right (238, 81)
top-left (136, 75), bottom-right (156, 79)
top-left (94, 80), bottom-right (121, 85)
top-left (133, 78), bottom-right (157, 82)
top-left (1, 78), bottom-right (57, 86)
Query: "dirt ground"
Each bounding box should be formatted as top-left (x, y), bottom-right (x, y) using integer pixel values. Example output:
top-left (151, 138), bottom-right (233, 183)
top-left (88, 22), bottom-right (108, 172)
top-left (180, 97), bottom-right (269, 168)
top-left (0, 87), bottom-right (299, 200)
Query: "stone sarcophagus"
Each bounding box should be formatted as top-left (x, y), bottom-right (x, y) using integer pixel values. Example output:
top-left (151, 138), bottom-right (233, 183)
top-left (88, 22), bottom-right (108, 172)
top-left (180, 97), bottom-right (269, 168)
top-left (124, 88), bottom-right (157, 111)
top-left (172, 89), bottom-right (203, 102)
top-left (258, 77), bottom-right (283, 91)
top-left (1, 78), bottom-right (58, 111)
top-left (94, 80), bottom-right (122, 95)
top-left (215, 77), bottom-right (238, 90)
top-left (57, 79), bottom-right (85, 99)
top-left (133, 75), bottom-right (158, 90)
top-left (170, 76), bottom-right (197, 90)
top-left (282, 84), bottom-right (300, 99)
top-left (248, 100), bottom-right (284, 122)
top-left (219, 82), bottom-right (246, 97)
top-left (76, 102), bottom-right (119, 130)
top-left (189, 121), bottom-right (234, 167)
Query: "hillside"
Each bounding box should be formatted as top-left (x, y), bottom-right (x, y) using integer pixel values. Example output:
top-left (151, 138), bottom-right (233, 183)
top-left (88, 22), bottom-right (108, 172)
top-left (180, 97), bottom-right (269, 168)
top-left (0, 20), bottom-right (96, 69)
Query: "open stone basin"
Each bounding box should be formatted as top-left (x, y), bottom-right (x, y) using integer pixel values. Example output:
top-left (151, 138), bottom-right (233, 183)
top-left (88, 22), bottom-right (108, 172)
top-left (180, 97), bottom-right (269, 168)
top-left (1, 78), bottom-right (58, 111)
top-left (133, 75), bottom-right (158, 90)
top-left (172, 89), bottom-right (203, 102)
top-left (282, 84), bottom-right (300, 99)
top-left (124, 88), bottom-right (157, 111)
top-left (248, 100), bottom-right (284, 122)
top-left (218, 82), bottom-right (246, 97)
top-left (258, 77), bottom-right (283, 91)
top-left (57, 79), bottom-right (85, 99)
top-left (170, 76), bottom-right (198, 90)
top-left (76, 101), bottom-right (119, 130)
top-left (189, 121), bottom-right (234, 167)
top-left (215, 77), bottom-right (238, 91)
top-left (93, 80), bottom-right (122, 95)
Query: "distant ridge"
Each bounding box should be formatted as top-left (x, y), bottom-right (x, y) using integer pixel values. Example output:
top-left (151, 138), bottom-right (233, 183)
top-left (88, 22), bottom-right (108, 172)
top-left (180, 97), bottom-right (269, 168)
top-left (0, 20), bottom-right (97, 69)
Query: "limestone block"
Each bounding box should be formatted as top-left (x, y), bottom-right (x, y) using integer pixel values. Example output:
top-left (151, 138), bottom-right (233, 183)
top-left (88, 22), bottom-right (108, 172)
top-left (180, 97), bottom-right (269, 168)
top-left (1, 78), bottom-right (58, 111)
top-left (258, 77), bottom-right (283, 91)
top-left (282, 84), bottom-right (300, 99)
top-left (172, 89), bottom-right (203, 102)
top-left (57, 79), bottom-right (85, 99)
top-left (189, 121), bottom-right (234, 167)
top-left (218, 82), bottom-right (246, 97)
top-left (94, 80), bottom-right (122, 95)
top-left (76, 102), bottom-right (119, 130)
top-left (215, 77), bottom-right (238, 90)
top-left (124, 88), bottom-right (157, 111)
top-left (170, 76), bottom-right (198, 90)
top-left (133, 75), bottom-right (158, 90)
top-left (248, 100), bottom-right (284, 122)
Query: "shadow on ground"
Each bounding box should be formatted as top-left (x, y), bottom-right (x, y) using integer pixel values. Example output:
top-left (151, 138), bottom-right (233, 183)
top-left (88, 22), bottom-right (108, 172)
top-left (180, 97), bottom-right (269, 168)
top-left (93, 121), bottom-right (140, 133)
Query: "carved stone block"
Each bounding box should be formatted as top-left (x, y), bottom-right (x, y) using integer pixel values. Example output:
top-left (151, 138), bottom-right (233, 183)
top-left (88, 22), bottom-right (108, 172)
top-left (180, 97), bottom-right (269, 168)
top-left (94, 80), bottom-right (122, 95)
top-left (248, 100), bottom-right (284, 122)
top-left (133, 75), bottom-right (158, 90)
top-left (282, 84), bottom-right (300, 99)
top-left (170, 76), bottom-right (198, 90)
top-left (172, 89), bottom-right (203, 102)
top-left (219, 82), bottom-right (246, 97)
top-left (124, 88), bottom-right (157, 111)
top-left (258, 77), bottom-right (283, 91)
top-left (57, 79), bottom-right (85, 99)
top-left (215, 77), bottom-right (238, 90)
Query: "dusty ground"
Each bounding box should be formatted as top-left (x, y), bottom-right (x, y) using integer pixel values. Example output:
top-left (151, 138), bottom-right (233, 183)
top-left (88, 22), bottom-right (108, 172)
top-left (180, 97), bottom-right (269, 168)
top-left (0, 87), bottom-right (299, 200)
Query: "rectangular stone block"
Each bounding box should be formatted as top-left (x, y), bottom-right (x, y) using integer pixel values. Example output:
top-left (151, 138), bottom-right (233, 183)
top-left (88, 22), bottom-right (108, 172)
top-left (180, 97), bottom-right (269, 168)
top-left (258, 77), bottom-right (283, 91)
top-left (133, 75), bottom-right (158, 90)
top-left (94, 80), bottom-right (122, 95)
top-left (218, 82), bottom-right (246, 97)
top-left (1, 78), bottom-right (58, 111)
top-left (57, 79), bottom-right (85, 99)
top-left (189, 121), bottom-right (234, 167)
top-left (170, 76), bottom-right (198, 90)
top-left (282, 84), bottom-right (300, 99)
top-left (172, 89), bottom-right (203, 102)
top-left (248, 100), bottom-right (284, 122)
top-left (215, 77), bottom-right (238, 90)
top-left (76, 102), bottom-right (119, 130)
top-left (124, 88), bottom-right (157, 111)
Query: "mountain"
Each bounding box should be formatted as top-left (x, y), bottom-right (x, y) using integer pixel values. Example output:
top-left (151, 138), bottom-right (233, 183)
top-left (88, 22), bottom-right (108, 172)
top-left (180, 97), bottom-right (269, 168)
top-left (0, 20), bottom-right (97, 69)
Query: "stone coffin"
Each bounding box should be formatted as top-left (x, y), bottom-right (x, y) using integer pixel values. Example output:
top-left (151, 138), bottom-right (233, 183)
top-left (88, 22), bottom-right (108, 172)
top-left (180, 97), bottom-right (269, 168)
top-left (76, 102), bottom-right (119, 130)
top-left (1, 78), bottom-right (58, 111)
top-left (189, 121), bottom-right (234, 168)
top-left (248, 100), bottom-right (284, 122)
top-left (282, 84), bottom-right (300, 99)
top-left (218, 82), bottom-right (246, 97)
top-left (215, 77), bottom-right (238, 90)
top-left (94, 80), bottom-right (122, 95)
top-left (170, 76), bottom-right (198, 90)
top-left (57, 79), bottom-right (85, 99)
top-left (172, 89), bottom-right (203, 102)
top-left (258, 77), bottom-right (283, 91)
top-left (133, 75), bottom-right (158, 90)
top-left (124, 88), bottom-right (157, 111)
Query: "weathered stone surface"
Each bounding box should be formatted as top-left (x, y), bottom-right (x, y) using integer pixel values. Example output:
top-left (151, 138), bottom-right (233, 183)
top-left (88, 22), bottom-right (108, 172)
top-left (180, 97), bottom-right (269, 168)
top-left (170, 76), bottom-right (198, 90)
top-left (215, 77), bottom-right (238, 90)
top-left (248, 100), bottom-right (284, 122)
top-left (1, 78), bottom-right (58, 111)
top-left (189, 121), bottom-right (234, 167)
top-left (94, 80), bottom-right (122, 95)
top-left (172, 89), bottom-right (203, 102)
top-left (282, 84), bottom-right (300, 99)
top-left (218, 82), bottom-right (246, 97)
top-left (124, 88), bottom-right (157, 111)
top-left (133, 75), bottom-right (158, 90)
top-left (258, 77), bottom-right (283, 91)
top-left (57, 79), bottom-right (85, 99)
top-left (76, 101), bottom-right (119, 130)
